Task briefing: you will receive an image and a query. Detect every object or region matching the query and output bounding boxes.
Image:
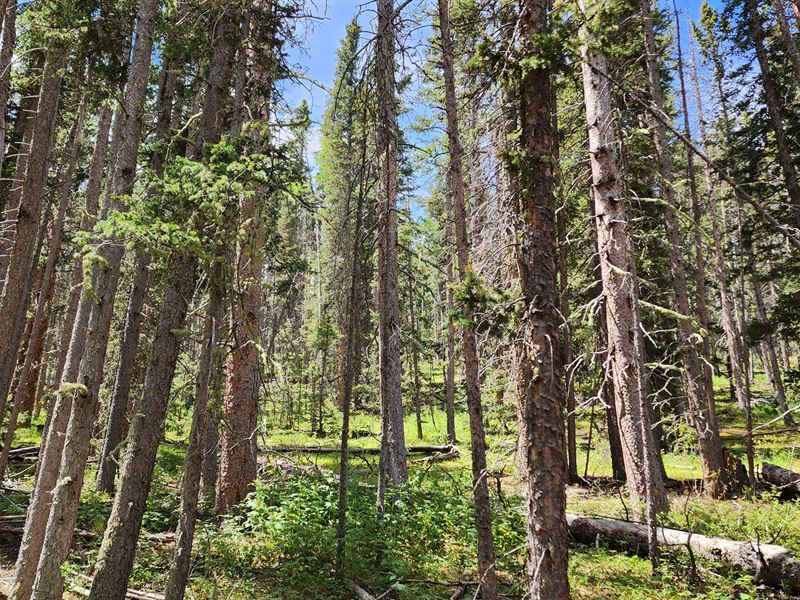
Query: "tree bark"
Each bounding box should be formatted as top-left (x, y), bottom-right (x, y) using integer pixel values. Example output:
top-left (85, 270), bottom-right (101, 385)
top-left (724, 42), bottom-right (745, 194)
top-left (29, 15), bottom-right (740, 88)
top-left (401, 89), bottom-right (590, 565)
top-left (747, 0), bottom-right (800, 228)
top-left (761, 462), bottom-right (800, 498)
top-left (95, 63), bottom-right (177, 494)
top-left (0, 0), bottom-right (17, 188)
top-left (28, 1), bottom-right (160, 596)
top-left (375, 0), bottom-right (408, 513)
top-left (87, 254), bottom-right (198, 600)
top-left (509, 0), bottom-right (570, 596)
top-left (0, 48), bottom-right (66, 427)
top-left (437, 0), bottom-right (497, 594)
top-left (0, 98), bottom-right (87, 482)
top-left (579, 1), bottom-right (667, 514)
top-left (641, 0), bottom-right (727, 498)
top-left (770, 0), bottom-right (800, 84)
top-left (89, 8), bottom-right (239, 595)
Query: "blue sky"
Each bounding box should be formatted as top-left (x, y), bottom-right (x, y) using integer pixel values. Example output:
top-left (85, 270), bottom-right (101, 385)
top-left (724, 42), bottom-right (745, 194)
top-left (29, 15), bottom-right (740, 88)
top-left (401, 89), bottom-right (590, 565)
top-left (282, 0), bottom-right (724, 177)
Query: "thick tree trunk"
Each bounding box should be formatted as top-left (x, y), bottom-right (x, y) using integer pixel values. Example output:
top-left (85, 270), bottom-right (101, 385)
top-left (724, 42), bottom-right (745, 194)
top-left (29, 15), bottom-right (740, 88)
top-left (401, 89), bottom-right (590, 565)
top-left (375, 0), bottom-right (408, 511)
top-left (567, 514), bottom-right (800, 593)
top-left (509, 1), bottom-right (570, 596)
top-left (437, 0), bottom-right (497, 595)
top-left (27, 2), bottom-right (161, 597)
top-left (747, 0), bottom-right (800, 228)
top-left (0, 49), bottom-right (66, 426)
top-left (87, 254), bottom-right (198, 600)
top-left (579, 3), bottom-right (667, 514)
top-left (641, 0), bottom-right (727, 498)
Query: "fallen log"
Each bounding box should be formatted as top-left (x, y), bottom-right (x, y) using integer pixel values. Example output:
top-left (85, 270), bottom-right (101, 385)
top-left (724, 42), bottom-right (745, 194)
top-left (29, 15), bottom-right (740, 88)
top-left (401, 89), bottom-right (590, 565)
top-left (262, 444), bottom-right (455, 456)
top-left (567, 514), bottom-right (800, 592)
top-left (761, 462), bottom-right (800, 498)
top-left (8, 445), bottom-right (38, 458)
top-left (72, 575), bottom-right (164, 600)
top-left (409, 446), bottom-right (460, 464)
top-left (344, 579), bottom-right (376, 600)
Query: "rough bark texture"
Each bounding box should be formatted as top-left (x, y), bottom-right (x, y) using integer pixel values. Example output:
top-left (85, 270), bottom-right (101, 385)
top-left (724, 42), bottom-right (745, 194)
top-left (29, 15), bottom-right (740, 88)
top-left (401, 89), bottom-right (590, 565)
top-left (511, 0), bottom-right (569, 596)
top-left (28, 1), bottom-right (160, 596)
top-left (437, 0), bottom-right (497, 594)
top-left (567, 514), bottom-right (800, 593)
top-left (87, 254), bottom-right (198, 600)
top-left (641, 0), bottom-right (727, 498)
top-left (0, 49), bottom-right (66, 424)
top-left (89, 8), bottom-right (238, 595)
top-left (579, 3), bottom-right (667, 513)
top-left (0, 0), bottom-right (17, 190)
top-left (94, 250), bottom-right (150, 493)
top-left (747, 0), bottom-right (800, 228)
top-left (164, 279), bottom-right (223, 600)
top-left (0, 99), bottom-right (86, 482)
top-left (375, 0), bottom-right (408, 507)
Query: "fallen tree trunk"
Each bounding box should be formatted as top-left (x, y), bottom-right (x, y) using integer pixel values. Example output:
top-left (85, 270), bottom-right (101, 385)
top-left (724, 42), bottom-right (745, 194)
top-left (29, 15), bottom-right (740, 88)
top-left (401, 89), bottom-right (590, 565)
top-left (567, 514), bottom-right (800, 592)
top-left (72, 575), bottom-right (164, 600)
top-left (344, 579), bottom-right (376, 600)
top-left (409, 446), bottom-right (460, 464)
top-left (762, 462), bottom-right (800, 498)
top-left (263, 444), bottom-right (455, 456)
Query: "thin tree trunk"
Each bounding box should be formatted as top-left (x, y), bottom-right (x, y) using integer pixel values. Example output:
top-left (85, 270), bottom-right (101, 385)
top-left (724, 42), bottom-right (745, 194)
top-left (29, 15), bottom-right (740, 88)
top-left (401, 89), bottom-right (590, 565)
top-left (641, 0), bottom-right (727, 498)
top-left (164, 274), bottom-right (224, 600)
top-left (437, 0), bottom-right (497, 594)
top-left (510, 1), bottom-right (570, 596)
top-left (0, 98), bottom-right (86, 481)
top-left (771, 0), bottom-right (800, 84)
top-left (0, 0), bottom-right (17, 185)
top-left (674, 5), bottom-right (717, 425)
top-left (0, 48), bottom-right (66, 427)
top-left (443, 200), bottom-right (457, 444)
top-left (375, 0), bottom-right (408, 514)
top-left (747, 0), bottom-right (800, 228)
top-left (95, 63), bottom-right (177, 494)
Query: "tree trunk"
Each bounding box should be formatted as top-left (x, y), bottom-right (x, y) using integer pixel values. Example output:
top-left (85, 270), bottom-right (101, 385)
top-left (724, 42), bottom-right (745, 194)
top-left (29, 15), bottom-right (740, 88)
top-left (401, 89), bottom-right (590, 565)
top-left (437, 0), bottom-right (497, 595)
top-left (674, 6), bottom-right (717, 425)
top-left (579, 2), bottom-right (667, 514)
top-left (164, 276), bottom-right (224, 600)
top-left (771, 0), bottom-right (800, 84)
top-left (375, 0), bottom-right (408, 513)
top-left (89, 5), bottom-right (238, 594)
top-left (87, 254), bottom-right (198, 600)
top-left (0, 0), bottom-right (17, 187)
top-left (761, 462), bottom-right (800, 498)
top-left (510, 1), bottom-right (570, 596)
top-left (0, 48), bottom-right (66, 427)
top-left (747, 0), bottom-right (800, 228)
top-left (641, 0), bottom-right (727, 498)
top-left (443, 197), bottom-right (457, 444)
top-left (95, 63), bottom-right (177, 494)
top-left (0, 98), bottom-right (86, 482)
top-left (27, 2), bottom-right (160, 596)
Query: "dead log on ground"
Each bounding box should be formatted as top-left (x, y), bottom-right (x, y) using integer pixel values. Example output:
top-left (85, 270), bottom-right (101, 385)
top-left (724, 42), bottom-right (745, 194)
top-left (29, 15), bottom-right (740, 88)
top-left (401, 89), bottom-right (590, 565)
top-left (262, 444), bottom-right (455, 456)
top-left (344, 579), bottom-right (376, 600)
top-left (567, 514), bottom-right (800, 592)
top-left (409, 446), bottom-right (460, 463)
top-left (761, 462), bottom-right (800, 498)
top-left (71, 575), bottom-right (164, 600)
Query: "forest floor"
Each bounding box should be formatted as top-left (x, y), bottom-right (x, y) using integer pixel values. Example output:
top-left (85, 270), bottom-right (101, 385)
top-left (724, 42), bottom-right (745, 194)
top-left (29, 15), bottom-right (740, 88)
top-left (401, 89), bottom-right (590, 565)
top-left (1, 373), bottom-right (800, 599)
